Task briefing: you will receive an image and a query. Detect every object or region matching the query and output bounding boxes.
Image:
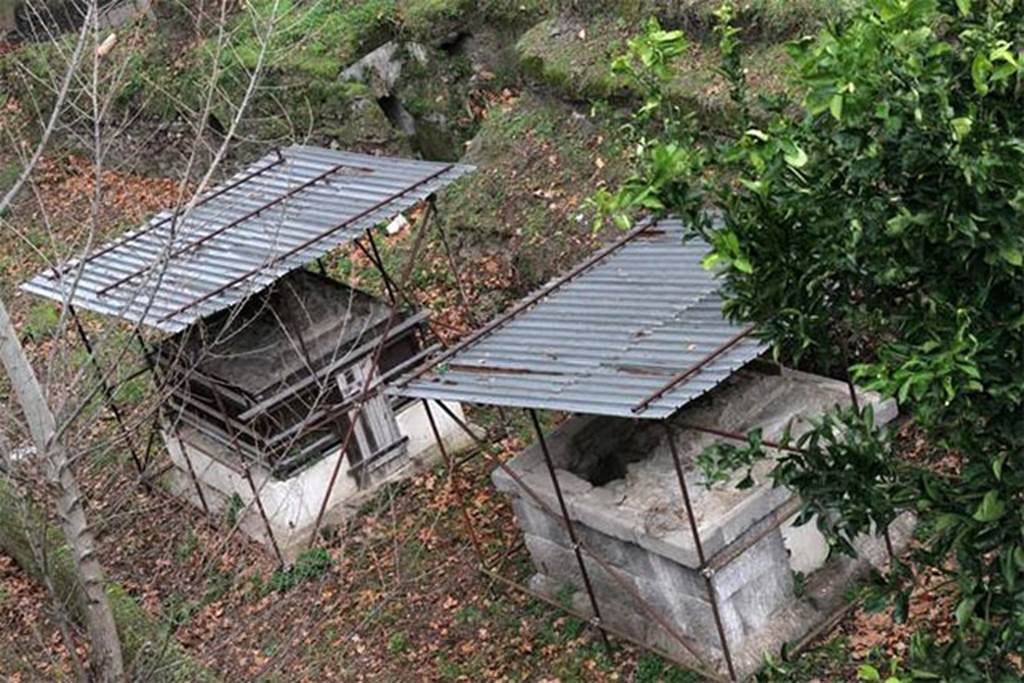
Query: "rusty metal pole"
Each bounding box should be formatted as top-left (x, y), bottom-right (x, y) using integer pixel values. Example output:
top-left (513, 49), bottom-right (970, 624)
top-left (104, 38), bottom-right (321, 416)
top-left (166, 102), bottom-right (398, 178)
top-left (177, 434), bottom-right (212, 516)
top-left (528, 408), bottom-right (613, 655)
top-left (364, 230), bottom-right (399, 307)
top-left (432, 197), bottom-right (479, 329)
top-left (663, 422), bottom-right (738, 682)
top-left (430, 401), bottom-right (711, 671)
top-left (132, 328), bottom-right (164, 477)
top-left (69, 306), bottom-right (146, 475)
top-left (208, 384), bottom-right (286, 567)
top-left (422, 400), bottom-right (486, 566)
top-left (241, 466), bottom-right (286, 567)
top-left (309, 199), bottom-right (438, 547)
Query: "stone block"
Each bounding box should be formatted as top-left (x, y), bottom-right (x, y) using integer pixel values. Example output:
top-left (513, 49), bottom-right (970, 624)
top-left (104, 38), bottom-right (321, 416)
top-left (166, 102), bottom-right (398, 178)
top-left (497, 369), bottom-right (909, 678)
top-left (712, 531), bottom-right (793, 602)
top-left (511, 499), bottom-right (570, 547)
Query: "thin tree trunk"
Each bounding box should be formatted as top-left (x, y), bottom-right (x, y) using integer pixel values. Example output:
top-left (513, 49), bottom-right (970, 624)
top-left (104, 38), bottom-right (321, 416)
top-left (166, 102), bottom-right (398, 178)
top-left (0, 299), bottom-right (126, 682)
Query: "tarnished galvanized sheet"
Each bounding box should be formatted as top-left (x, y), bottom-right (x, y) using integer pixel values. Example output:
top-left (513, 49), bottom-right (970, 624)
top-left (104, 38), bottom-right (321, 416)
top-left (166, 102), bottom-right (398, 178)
top-left (397, 218), bottom-right (767, 420)
top-left (20, 146), bottom-right (474, 333)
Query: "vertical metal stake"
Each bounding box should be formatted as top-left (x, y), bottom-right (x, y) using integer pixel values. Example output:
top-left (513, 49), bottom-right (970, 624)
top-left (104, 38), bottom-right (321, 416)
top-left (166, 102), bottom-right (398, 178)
top-left (423, 400), bottom-right (486, 566)
top-left (433, 197), bottom-right (479, 328)
top-left (663, 422), bottom-right (738, 681)
top-left (209, 384), bottom-right (286, 567)
top-left (145, 327), bottom-right (208, 513)
top-left (69, 306), bottom-right (146, 475)
top-left (133, 329), bottom-right (162, 476)
top-left (366, 230), bottom-right (399, 307)
top-left (179, 437), bottom-right (211, 516)
top-left (529, 409), bottom-right (613, 655)
top-left (309, 198), bottom-right (436, 547)
top-left (243, 466), bottom-right (286, 568)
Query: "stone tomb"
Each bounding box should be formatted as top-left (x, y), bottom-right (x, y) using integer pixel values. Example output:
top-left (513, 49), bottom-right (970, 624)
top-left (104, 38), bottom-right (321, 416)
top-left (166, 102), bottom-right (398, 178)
top-left (493, 368), bottom-right (913, 678)
top-left (159, 269), bottom-right (472, 562)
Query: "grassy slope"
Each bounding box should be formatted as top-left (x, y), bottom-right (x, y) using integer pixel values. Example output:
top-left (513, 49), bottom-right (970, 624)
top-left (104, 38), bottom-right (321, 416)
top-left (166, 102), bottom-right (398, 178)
top-left (515, 0), bottom-right (853, 125)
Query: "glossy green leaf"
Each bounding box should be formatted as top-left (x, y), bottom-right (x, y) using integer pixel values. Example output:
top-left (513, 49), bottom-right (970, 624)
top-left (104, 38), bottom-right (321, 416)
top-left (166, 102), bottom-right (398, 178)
top-left (829, 93), bottom-right (844, 121)
top-left (972, 491), bottom-right (1006, 523)
top-left (784, 143), bottom-right (809, 168)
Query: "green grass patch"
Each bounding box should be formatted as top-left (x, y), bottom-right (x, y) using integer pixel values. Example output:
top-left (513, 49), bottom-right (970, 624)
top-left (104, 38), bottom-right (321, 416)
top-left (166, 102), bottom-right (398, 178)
top-left (21, 301), bottom-right (60, 342)
top-left (268, 547), bottom-right (333, 592)
top-left (517, 15), bottom-right (795, 121)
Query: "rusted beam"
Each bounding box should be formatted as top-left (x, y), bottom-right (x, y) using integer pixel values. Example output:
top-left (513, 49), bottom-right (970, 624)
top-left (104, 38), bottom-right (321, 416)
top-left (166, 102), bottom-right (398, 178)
top-left (156, 165), bottom-right (454, 325)
top-left (632, 327), bottom-right (755, 415)
top-left (663, 423), bottom-right (738, 682)
top-left (209, 383), bottom-right (286, 567)
top-left (426, 401), bottom-right (712, 670)
top-left (397, 220), bottom-right (661, 388)
top-left (423, 400), bottom-right (486, 565)
top-left (99, 158), bottom-right (374, 297)
top-left (68, 306), bottom-right (145, 475)
top-left (308, 195), bottom-right (439, 547)
top-left (48, 153), bottom-right (286, 280)
top-left (528, 409), bottom-right (612, 656)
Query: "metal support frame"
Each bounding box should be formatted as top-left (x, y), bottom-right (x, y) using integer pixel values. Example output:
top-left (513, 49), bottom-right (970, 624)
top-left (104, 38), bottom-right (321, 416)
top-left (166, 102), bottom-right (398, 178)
top-left (352, 236), bottom-right (468, 343)
top-left (632, 327), bottom-right (755, 415)
top-left (430, 400), bottom-right (713, 673)
top-left (132, 328), bottom-right (177, 477)
top-left (209, 384), bottom-right (286, 567)
top-left (47, 151), bottom-right (286, 281)
top-left (363, 230), bottom-right (399, 307)
top-left (663, 422), bottom-right (738, 681)
top-left (432, 196), bottom-right (479, 329)
top-left (98, 157), bottom-right (374, 297)
top-left (155, 164), bottom-right (455, 326)
top-left (398, 220), bottom-right (661, 389)
top-left (308, 197), bottom-right (439, 547)
top-left (421, 399), bottom-right (485, 564)
top-left (68, 306), bottom-right (146, 475)
top-left (135, 323), bottom-right (214, 514)
top-left (134, 330), bottom-right (163, 467)
top-left (528, 408), bottom-right (613, 656)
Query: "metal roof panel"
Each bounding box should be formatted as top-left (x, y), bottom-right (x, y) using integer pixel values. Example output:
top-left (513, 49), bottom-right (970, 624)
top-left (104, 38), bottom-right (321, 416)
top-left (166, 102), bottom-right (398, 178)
top-left (20, 146), bottom-right (474, 332)
top-left (396, 218), bottom-right (767, 420)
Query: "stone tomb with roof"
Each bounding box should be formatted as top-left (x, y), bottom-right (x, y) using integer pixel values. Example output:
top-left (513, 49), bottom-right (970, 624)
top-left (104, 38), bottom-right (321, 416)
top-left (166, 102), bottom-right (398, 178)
top-left (159, 269), bottom-right (470, 560)
top-left (495, 367), bottom-right (913, 677)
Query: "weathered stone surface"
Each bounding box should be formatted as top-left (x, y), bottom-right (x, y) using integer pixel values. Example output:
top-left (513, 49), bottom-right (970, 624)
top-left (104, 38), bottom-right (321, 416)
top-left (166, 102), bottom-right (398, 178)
top-left (340, 41), bottom-right (406, 99)
top-left (496, 368), bottom-right (909, 678)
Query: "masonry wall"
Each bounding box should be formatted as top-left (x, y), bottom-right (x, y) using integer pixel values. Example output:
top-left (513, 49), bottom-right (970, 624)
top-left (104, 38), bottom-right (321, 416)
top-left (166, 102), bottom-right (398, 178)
top-left (493, 369), bottom-right (910, 678)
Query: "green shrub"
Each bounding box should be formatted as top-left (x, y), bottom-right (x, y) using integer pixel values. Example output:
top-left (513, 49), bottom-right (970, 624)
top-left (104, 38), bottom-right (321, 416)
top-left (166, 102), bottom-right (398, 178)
top-left (603, 1), bottom-right (1024, 677)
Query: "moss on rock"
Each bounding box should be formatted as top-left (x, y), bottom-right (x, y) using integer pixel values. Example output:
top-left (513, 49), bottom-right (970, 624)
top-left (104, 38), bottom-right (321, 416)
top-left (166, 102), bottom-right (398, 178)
top-left (431, 92), bottom-right (630, 316)
top-left (517, 16), bottom-right (629, 101)
top-left (560, 0), bottom-right (850, 42)
top-left (517, 14), bottom-right (795, 126)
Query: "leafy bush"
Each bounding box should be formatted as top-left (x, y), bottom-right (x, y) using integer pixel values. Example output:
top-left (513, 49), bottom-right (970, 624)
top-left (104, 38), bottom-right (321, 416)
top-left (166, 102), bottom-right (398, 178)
top-left (602, 1), bottom-right (1024, 677)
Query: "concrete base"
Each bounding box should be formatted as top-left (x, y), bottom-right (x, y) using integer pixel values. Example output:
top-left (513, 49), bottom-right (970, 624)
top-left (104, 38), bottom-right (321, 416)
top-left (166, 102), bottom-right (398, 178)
top-left (493, 368), bottom-right (911, 679)
top-left (163, 399), bottom-right (473, 564)
top-left (525, 508), bottom-right (915, 680)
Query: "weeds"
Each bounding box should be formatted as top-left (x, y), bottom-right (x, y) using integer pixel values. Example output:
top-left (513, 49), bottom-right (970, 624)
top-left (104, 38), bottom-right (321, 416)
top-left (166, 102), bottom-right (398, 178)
top-left (268, 547), bottom-right (333, 593)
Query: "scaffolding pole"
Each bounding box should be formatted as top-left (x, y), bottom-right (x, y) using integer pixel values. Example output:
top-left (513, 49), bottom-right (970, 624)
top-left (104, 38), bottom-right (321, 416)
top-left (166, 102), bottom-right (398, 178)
top-left (68, 306), bottom-right (145, 475)
top-left (663, 422), bottom-right (738, 681)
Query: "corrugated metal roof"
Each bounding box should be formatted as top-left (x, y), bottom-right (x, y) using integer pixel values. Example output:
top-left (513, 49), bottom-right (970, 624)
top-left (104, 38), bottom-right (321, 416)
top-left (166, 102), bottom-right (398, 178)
top-left (396, 218), bottom-right (767, 420)
top-left (20, 146), bottom-right (474, 333)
